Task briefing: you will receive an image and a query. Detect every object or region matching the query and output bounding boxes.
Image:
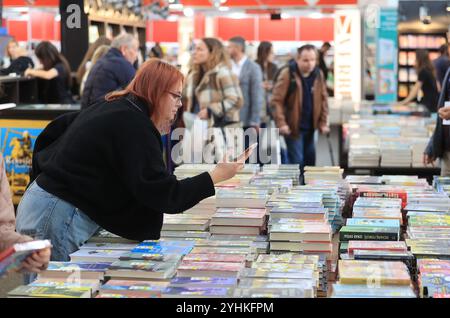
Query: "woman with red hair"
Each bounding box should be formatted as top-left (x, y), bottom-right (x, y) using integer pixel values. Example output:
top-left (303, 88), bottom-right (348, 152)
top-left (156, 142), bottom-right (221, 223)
top-left (15, 59), bottom-right (249, 262)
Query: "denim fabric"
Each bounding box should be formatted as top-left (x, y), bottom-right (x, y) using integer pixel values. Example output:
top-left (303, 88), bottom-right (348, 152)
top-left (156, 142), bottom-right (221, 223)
top-left (16, 180), bottom-right (100, 262)
top-left (285, 130), bottom-right (316, 170)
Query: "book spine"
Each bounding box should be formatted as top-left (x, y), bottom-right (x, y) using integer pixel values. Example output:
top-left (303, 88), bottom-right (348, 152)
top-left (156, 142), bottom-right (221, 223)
top-left (339, 232), bottom-right (398, 241)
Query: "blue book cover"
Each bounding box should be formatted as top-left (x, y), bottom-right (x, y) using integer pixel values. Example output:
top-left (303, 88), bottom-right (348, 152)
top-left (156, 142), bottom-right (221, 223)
top-left (162, 287), bottom-right (231, 297)
top-left (170, 277), bottom-right (237, 287)
top-left (46, 262), bottom-right (112, 272)
top-left (131, 245), bottom-right (193, 255)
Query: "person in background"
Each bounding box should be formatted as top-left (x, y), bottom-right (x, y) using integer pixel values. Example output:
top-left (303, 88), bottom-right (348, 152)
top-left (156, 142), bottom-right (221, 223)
top-left (79, 45), bottom-right (110, 97)
top-left (228, 36), bottom-right (263, 136)
top-left (183, 37), bottom-right (243, 128)
top-left (433, 44), bottom-right (450, 88)
top-left (24, 41), bottom-right (74, 104)
top-left (15, 59), bottom-right (250, 261)
top-left (81, 33), bottom-right (138, 109)
top-left (149, 43), bottom-right (164, 59)
top-left (75, 36), bottom-right (112, 90)
top-left (256, 41), bottom-right (278, 125)
top-left (424, 67), bottom-right (450, 176)
top-left (318, 42), bottom-right (331, 84)
top-left (399, 49), bottom-right (439, 113)
top-left (271, 45), bottom-right (329, 172)
top-left (0, 40), bottom-right (34, 76)
top-left (0, 153), bottom-right (50, 276)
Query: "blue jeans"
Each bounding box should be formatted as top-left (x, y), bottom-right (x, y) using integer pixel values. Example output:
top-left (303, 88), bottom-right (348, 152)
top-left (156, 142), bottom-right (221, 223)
top-left (16, 180), bottom-right (100, 262)
top-left (285, 130), bottom-right (316, 171)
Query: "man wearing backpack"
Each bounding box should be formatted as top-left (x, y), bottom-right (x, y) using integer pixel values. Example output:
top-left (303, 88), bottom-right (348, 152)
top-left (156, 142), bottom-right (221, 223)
top-left (271, 44), bottom-right (329, 171)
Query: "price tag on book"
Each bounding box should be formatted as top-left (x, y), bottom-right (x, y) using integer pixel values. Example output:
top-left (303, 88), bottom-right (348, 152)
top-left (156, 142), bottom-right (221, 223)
top-left (443, 101), bottom-right (450, 125)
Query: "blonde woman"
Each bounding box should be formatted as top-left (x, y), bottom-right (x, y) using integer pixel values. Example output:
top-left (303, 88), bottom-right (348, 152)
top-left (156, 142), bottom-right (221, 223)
top-left (183, 38), bottom-right (243, 128)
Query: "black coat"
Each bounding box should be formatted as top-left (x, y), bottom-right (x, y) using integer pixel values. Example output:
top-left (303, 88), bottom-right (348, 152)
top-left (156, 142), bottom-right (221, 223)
top-left (425, 67), bottom-right (450, 159)
top-left (81, 48), bottom-right (136, 109)
top-left (32, 95), bottom-right (215, 241)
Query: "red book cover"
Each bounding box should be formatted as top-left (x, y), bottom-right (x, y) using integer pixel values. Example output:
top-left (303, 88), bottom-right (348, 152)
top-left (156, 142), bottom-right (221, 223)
top-left (357, 188), bottom-right (407, 208)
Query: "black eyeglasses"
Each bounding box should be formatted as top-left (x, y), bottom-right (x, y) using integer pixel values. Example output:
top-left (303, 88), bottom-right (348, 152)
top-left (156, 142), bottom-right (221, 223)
top-left (167, 91), bottom-right (182, 103)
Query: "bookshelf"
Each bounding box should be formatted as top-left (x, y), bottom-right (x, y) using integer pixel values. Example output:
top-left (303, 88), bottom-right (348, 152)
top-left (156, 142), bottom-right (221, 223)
top-left (397, 32), bottom-right (447, 99)
top-left (87, 13), bottom-right (147, 59)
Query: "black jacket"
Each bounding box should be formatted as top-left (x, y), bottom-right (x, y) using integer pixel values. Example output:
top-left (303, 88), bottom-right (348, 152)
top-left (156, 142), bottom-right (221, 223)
top-left (425, 67), bottom-right (450, 159)
top-left (0, 56), bottom-right (34, 76)
top-left (32, 95), bottom-right (215, 241)
top-left (81, 48), bottom-right (136, 109)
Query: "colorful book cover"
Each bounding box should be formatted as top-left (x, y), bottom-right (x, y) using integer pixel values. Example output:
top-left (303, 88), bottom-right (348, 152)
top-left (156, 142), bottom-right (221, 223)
top-left (177, 261), bottom-right (245, 272)
top-left (100, 280), bottom-right (169, 293)
top-left (162, 287), bottom-right (231, 297)
top-left (348, 241), bottom-right (407, 255)
top-left (131, 245), bottom-right (193, 256)
top-left (169, 277), bottom-right (237, 288)
top-left (0, 240), bottom-right (51, 277)
top-left (0, 120), bottom-right (48, 200)
top-left (182, 253), bottom-right (246, 263)
top-left (108, 260), bottom-right (178, 272)
top-left (8, 285), bottom-right (91, 298)
top-left (119, 252), bottom-right (182, 262)
top-left (346, 218), bottom-right (400, 228)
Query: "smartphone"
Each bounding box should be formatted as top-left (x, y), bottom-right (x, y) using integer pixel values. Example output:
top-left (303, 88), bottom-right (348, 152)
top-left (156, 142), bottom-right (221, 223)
top-left (443, 102), bottom-right (450, 126)
top-left (235, 143), bottom-right (258, 162)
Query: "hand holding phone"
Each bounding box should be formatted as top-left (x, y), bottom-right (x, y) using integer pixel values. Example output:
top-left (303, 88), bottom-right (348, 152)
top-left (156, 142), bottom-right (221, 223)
top-left (235, 143), bottom-right (258, 162)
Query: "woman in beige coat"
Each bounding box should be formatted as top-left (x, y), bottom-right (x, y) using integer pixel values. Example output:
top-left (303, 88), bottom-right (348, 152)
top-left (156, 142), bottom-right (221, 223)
top-left (0, 153), bottom-right (50, 275)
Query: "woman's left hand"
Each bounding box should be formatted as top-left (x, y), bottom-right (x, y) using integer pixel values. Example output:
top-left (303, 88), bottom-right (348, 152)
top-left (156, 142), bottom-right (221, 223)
top-left (438, 106), bottom-right (450, 120)
top-left (18, 247), bottom-right (51, 274)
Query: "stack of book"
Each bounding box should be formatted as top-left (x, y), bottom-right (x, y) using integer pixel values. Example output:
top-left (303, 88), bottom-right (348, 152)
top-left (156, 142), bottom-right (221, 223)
top-left (352, 197), bottom-right (403, 225)
top-left (405, 213), bottom-right (450, 259)
top-left (417, 259), bottom-right (450, 298)
top-left (162, 276), bottom-right (238, 298)
top-left (98, 280), bottom-right (169, 298)
top-left (210, 208), bottom-right (267, 236)
top-left (331, 260), bottom-right (416, 298)
top-left (354, 186), bottom-right (408, 209)
top-left (162, 214), bottom-right (211, 233)
top-left (382, 175), bottom-right (430, 187)
top-left (348, 135), bottom-right (380, 167)
top-left (303, 166), bottom-right (344, 184)
top-left (345, 115), bottom-right (436, 168)
top-left (104, 241), bottom-right (192, 281)
top-left (433, 176), bottom-right (450, 198)
top-left (8, 261), bottom-right (113, 298)
top-left (380, 141), bottom-right (412, 167)
top-left (345, 175), bottom-right (384, 186)
top-left (236, 253), bottom-right (323, 297)
top-left (261, 164), bottom-right (301, 186)
top-left (340, 217), bottom-right (401, 243)
top-left (248, 176), bottom-right (293, 194)
top-left (215, 188), bottom-right (269, 209)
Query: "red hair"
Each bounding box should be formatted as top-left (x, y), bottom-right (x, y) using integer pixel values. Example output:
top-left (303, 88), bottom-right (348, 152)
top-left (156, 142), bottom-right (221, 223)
top-left (106, 59), bottom-right (184, 124)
